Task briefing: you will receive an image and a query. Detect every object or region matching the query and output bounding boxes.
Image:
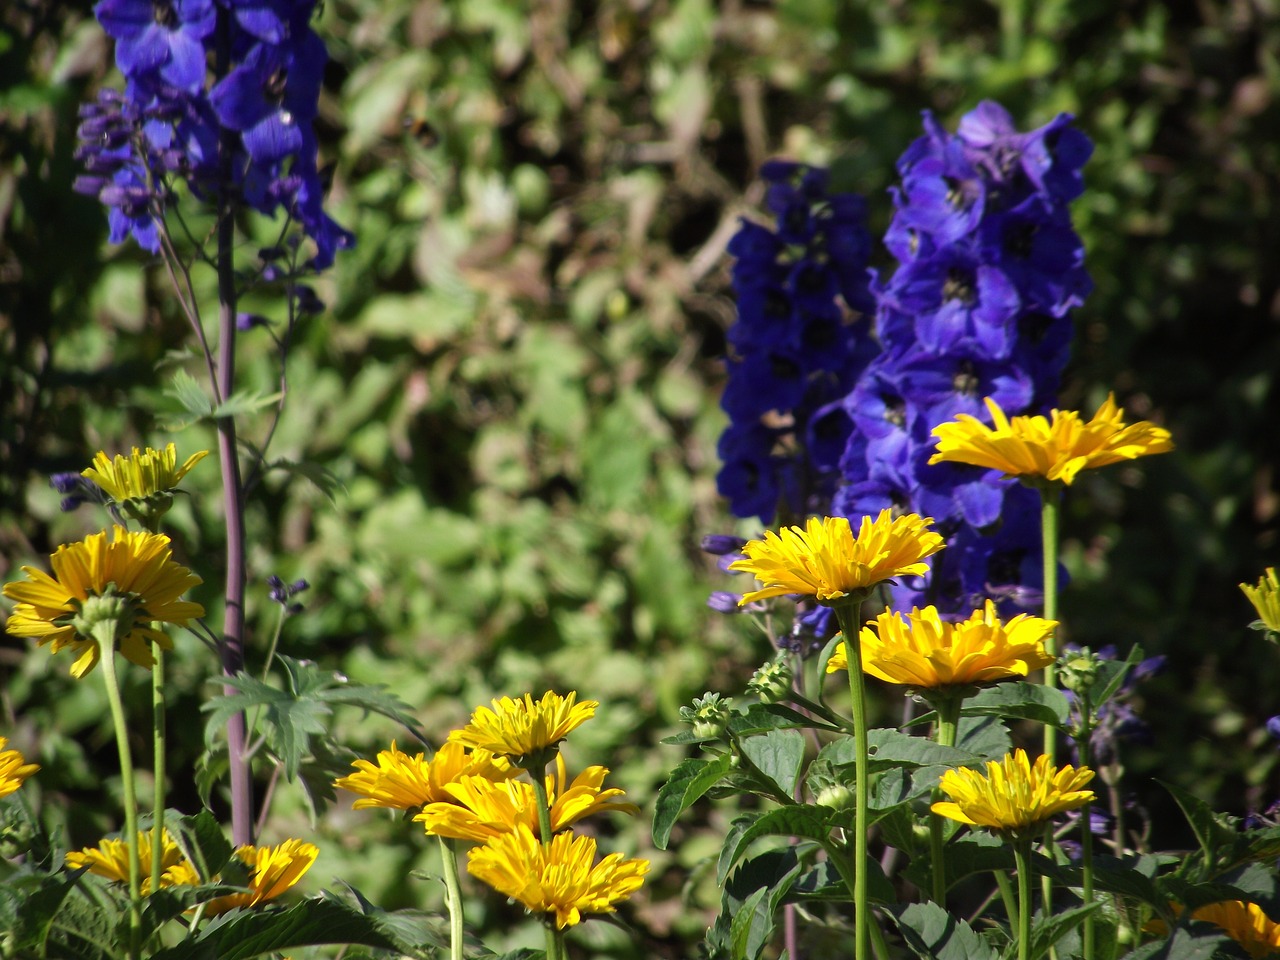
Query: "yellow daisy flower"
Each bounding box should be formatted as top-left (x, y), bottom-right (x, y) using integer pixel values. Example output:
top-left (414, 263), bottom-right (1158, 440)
top-left (467, 824), bottom-right (648, 929)
top-left (729, 510), bottom-right (945, 606)
top-left (3, 527), bottom-right (203, 678)
top-left (197, 839), bottom-right (319, 916)
top-left (82, 443), bottom-right (209, 503)
top-left (415, 756), bottom-right (639, 842)
top-left (1187, 901), bottom-right (1280, 959)
top-left (1240, 568), bottom-right (1280, 636)
top-left (932, 749), bottom-right (1095, 836)
top-left (65, 830), bottom-right (187, 895)
top-left (929, 393), bottom-right (1173, 486)
top-left (0, 737), bottom-right (38, 799)
top-left (448, 691), bottom-right (598, 765)
top-left (825, 601), bottom-right (1056, 688)
top-left (334, 740), bottom-right (516, 810)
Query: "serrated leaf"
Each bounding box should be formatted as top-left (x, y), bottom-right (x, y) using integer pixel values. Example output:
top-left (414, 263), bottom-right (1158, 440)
top-left (1053, 854), bottom-right (1165, 910)
top-left (166, 370), bottom-right (214, 418)
top-left (266, 458), bottom-right (344, 502)
top-left (1159, 781), bottom-right (1234, 877)
top-left (960, 682), bottom-right (1071, 728)
top-left (728, 885), bottom-right (772, 960)
top-left (738, 729), bottom-right (805, 798)
top-left (1090, 646), bottom-right (1144, 708)
top-left (1027, 901), bottom-right (1102, 960)
top-left (1117, 927), bottom-right (1232, 960)
top-left (728, 702), bottom-right (832, 736)
top-left (892, 900), bottom-right (998, 960)
top-left (652, 753), bottom-right (734, 849)
top-left (718, 805), bottom-right (834, 886)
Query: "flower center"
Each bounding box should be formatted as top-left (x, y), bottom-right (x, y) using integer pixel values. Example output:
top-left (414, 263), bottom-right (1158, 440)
top-left (942, 267), bottom-right (976, 305)
top-left (952, 361), bottom-right (980, 397)
top-left (152, 0), bottom-right (178, 28)
top-left (71, 584), bottom-right (142, 647)
top-left (264, 67), bottom-right (289, 105)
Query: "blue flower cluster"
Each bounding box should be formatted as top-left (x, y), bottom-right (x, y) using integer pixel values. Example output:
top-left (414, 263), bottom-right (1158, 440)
top-left (833, 101), bottom-right (1093, 614)
top-left (718, 161), bottom-right (877, 524)
top-left (74, 0), bottom-right (351, 268)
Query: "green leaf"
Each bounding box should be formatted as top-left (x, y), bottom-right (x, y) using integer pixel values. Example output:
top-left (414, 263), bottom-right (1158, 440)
top-left (902, 831), bottom-right (1015, 893)
top-left (1027, 901), bottom-right (1102, 960)
top-left (652, 753), bottom-right (734, 849)
top-left (816, 728), bottom-right (975, 774)
top-left (265, 458), bottom-right (344, 502)
top-left (1053, 854), bottom-right (1167, 910)
top-left (1090, 646), bottom-right (1145, 708)
top-left (891, 900), bottom-right (998, 960)
top-left (956, 714), bottom-right (1013, 761)
top-left (728, 885), bottom-right (772, 960)
top-left (959, 682), bottom-right (1071, 728)
top-left (728, 702), bottom-right (830, 736)
top-left (717, 805), bottom-right (834, 886)
top-left (1159, 780), bottom-right (1235, 876)
top-left (1117, 927), bottom-right (1232, 960)
top-left (166, 370), bottom-right (214, 418)
top-left (737, 729), bottom-right (805, 798)
top-left (213, 388), bottom-right (284, 419)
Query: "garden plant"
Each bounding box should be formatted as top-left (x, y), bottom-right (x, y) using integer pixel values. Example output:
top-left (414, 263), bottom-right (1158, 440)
top-left (1, 2), bottom-right (1279, 960)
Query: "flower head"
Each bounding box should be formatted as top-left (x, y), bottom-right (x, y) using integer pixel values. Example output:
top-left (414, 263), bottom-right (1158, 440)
top-left (415, 756), bottom-right (638, 842)
top-left (467, 824), bottom-right (648, 929)
top-left (65, 830), bottom-right (187, 895)
top-left (1240, 568), bottom-right (1280, 638)
top-left (82, 443), bottom-right (209, 504)
top-left (1188, 901), bottom-right (1280, 959)
top-left (448, 691), bottom-right (598, 767)
top-left (0, 738), bottom-right (38, 798)
top-left (729, 510), bottom-right (945, 605)
top-left (3, 526), bottom-right (204, 678)
top-left (929, 393), bottom-right (1173, 486)
top-left (197, 839), bottom-right (318, 916)
top-left (826, 600), bottom-right (1055, 689)
top-left (932, 748), bottom-right (1095, 836)
top-left (334, 740), bottom-right (516, 810)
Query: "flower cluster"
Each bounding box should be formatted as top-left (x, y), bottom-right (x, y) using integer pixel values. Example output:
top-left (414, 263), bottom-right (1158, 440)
top-left (75, 0), bottom-right (351, 267)
top-left (718, 162), bottom-right (877, 523)
top-left (337, 691), bottom-right (648, 930)
top-left (833, 102), bottom-right (1093, 614)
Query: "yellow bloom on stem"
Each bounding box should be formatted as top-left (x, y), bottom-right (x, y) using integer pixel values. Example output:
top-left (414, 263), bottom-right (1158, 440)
top-left (1188, 901), bottom-right (1280, 959)
top-left (415, 755), bottom-right (639, 842)
top-left (82, 443), bottom-right (209, 503)
top-left (929, 393), bottom-right (1173, 486)
top-left (1240, 568), bottom-right (1280, 636)
top-left (448, 691), bottom-right (598, 765)
top-left (2, 526), bottom-right (204, 678)
top-left (932, 749), bottom-right (1095, 836)
top-left (729, 510), bottom-right (945, 605)
top-left (65, 830), bottom-right (187, 895)
top-left (334, 740), bottom-right (516, 810)
top-left (0, 737), bottom-right (38, 798)
top-left (198, 839), bottom-right (319, 916)
top-left (825, 601), bottom-right (1056, 688)
top-left (467, 824), bottom-right (648, 929)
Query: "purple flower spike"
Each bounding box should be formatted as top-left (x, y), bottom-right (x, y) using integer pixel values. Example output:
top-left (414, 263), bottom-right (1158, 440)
top-left (95, 0), bottom-right (215, 93)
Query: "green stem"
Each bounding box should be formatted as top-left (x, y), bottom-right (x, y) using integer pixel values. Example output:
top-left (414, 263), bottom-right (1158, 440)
top-left (994, 869), bottom-right (1019, 929)
top-left (95, 630), bottom-right (142, 960)
top-left (151, 646), bottom-right (167, 895)
top-left (530, 765), bottom-right (556, 846)
top-left (1077, 693), bottom-right (1096, 960)
top-left (1013, 838), bottom-right (1035, 960)
top-left (438, 836), bottom-right (466, 960)
top-left (834, 600), bottom-right (871, 960)
top-left (1000, 0), bottom-right (1026, 61)
top-left (1039, 485), bottom-right (1061, 766)
top-left (929, 697), bottom-right (961, 905)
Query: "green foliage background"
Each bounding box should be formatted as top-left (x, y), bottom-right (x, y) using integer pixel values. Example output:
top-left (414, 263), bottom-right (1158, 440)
top-left (2, 0), bottom-right (1279, 956)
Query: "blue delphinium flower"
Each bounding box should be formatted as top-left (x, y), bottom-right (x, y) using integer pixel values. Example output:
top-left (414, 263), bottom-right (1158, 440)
top-left (718, 161), bottom-right (877, 526)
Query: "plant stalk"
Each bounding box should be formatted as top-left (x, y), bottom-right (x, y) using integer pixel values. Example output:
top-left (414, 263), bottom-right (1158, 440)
top-left (151, 646), bottom-right (167, 893)
top-left (1013, 838), bottom-right (1034, 960)
top-left (834, 600), bottom-right (871, 960)
top-left (439, 836), bottom-right (466, 960)
top-left (929, 696), bottom-right (961, 905)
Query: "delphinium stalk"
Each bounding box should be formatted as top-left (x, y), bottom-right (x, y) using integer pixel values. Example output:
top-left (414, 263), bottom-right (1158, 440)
top-left (74, 0), bottom-right (352, 846)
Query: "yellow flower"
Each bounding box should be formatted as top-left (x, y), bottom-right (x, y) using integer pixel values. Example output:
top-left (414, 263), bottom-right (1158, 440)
top-left (929, 393), bottom-right (1174, 486)
top-left (0, 737), bottom-right (38, 798)
top-left (932, 749), bottom-right (1095, 836)
top-left (1241, 568), bottom-right (1280, 635)
top-left (729, 511), bottom-right (945, 605)
top-left (3, 527), bottom-right (203, 678)
top-left (448, 691), bottom-right (598, 764)
top-left (82, 444), bottom-right (209, 503)
top-left (825, 601), bottom-right (1056, 688)
top-left (198, 839), bottom-right (319, 916)
top-left (1187, 901), bottom-right (1280, 959)
top-left (65, 830), bottom-right (187, 895)
top-left (467, 824), bottom-right (648, 929)
top-left (334, 740), bottom-right (516, 810)
top-left (415, 756), bottom-right (639, 842)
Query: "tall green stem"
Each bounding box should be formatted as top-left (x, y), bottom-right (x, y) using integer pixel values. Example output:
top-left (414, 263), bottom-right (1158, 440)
top-left (1039, 486), bottom-right (1061, 765)
top-left (530, 764), bottom-right (563, 960)
top-left (438, 836), bottom-right (466, 960)
top-left (1077, 691), bottom-right (1097, 960)
top-left (151, 647), bottom-right (167, 893)
top-left (834, 600), bottom-right (870, 960)
top-left (95, 632), bottom-right (141, 960)
top-left (929, 697), bottom-right (961, 905)
top-left (1013, 838), bottom-right (1035, 960)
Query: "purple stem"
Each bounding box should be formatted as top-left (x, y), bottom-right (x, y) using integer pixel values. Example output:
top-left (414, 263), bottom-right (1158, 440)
top-left (216, 6), bottom-right (253, 847)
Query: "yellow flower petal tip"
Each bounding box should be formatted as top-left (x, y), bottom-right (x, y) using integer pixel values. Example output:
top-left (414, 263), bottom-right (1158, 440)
top-left (0, 737), bottom-right (38, 799)
top-left (825, 601), bottom-right (1056, 689)
top-left (65, 830), bottom-right (186, 895)
top-left (199, 839), bottom-right (319, 916)
top-left (448, 691), bottom-right (598, 764)
top-left (1240, 568), bottom-right (1280, 635)
top-left (467, 824), bottom-right (648, 929)
top-left (929, 393), bottom-right (1173, 486)
top-left (729, 510), bottom-right (944, 605)
top-left (333, 740), bottom-right (515, 810)
top-left (2, 526), bottom-right (203, 678)
top-left (1188, 901), bottom-right (1280, 959)
top-left (932, 748), bottom-right (1095, 836)
top-left (82, 443), bottom-right (209, 503)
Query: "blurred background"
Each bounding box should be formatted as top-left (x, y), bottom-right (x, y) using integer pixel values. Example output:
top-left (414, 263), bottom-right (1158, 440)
top-left (2, 1), bottom-right (1279, 956)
